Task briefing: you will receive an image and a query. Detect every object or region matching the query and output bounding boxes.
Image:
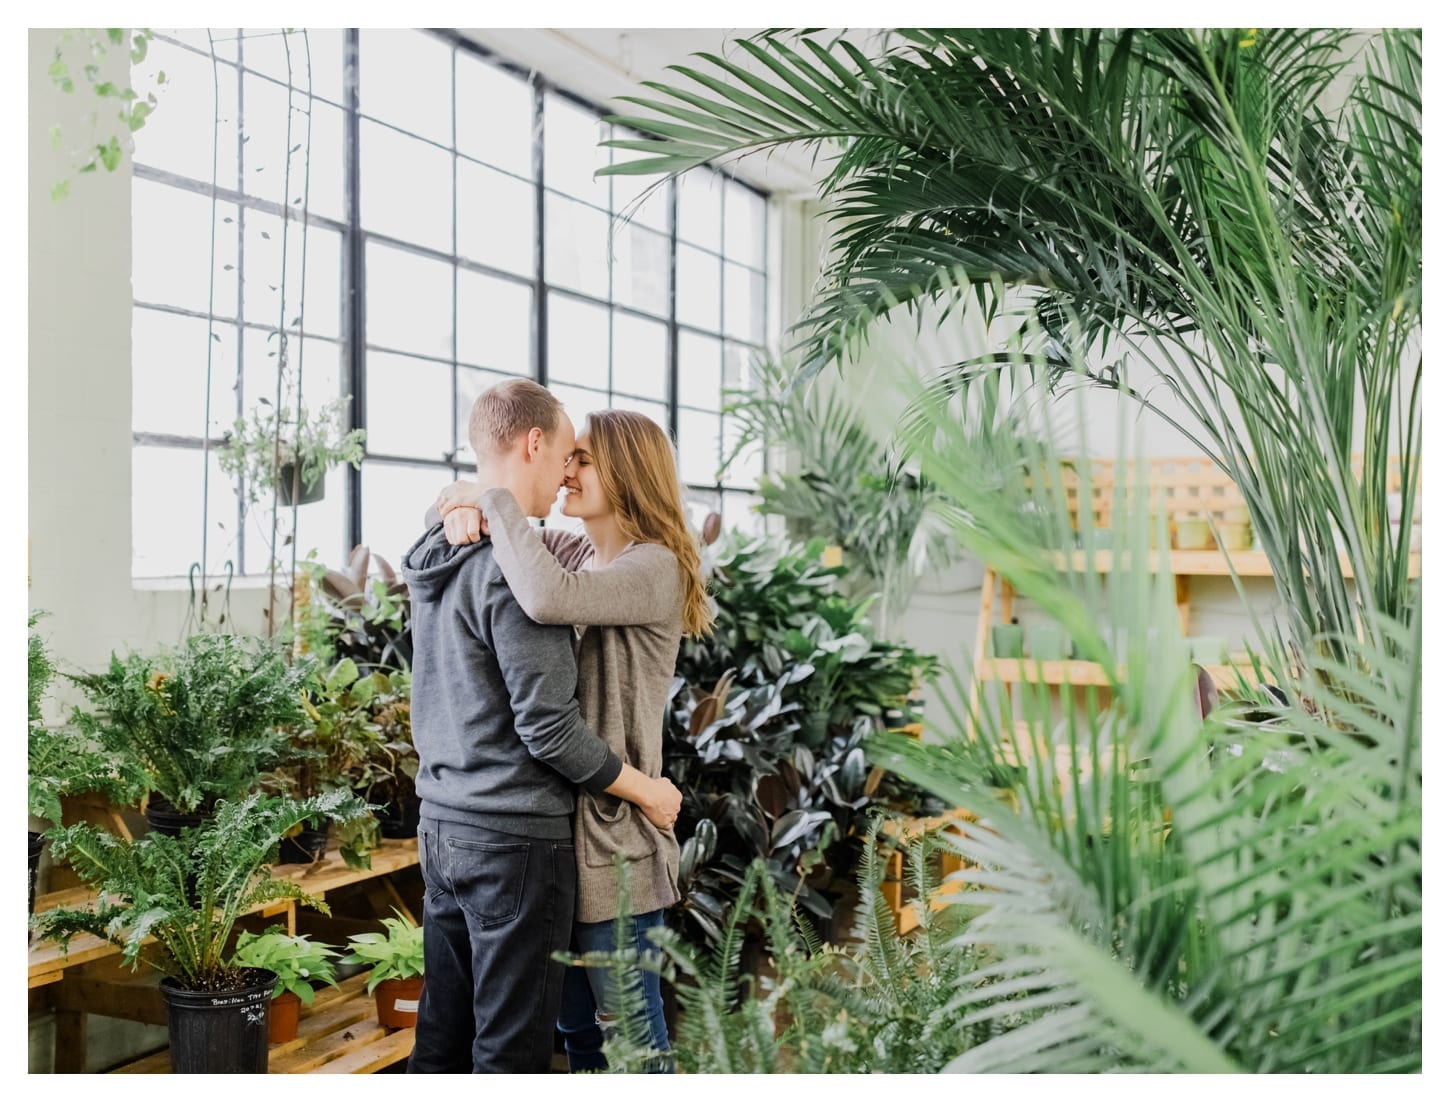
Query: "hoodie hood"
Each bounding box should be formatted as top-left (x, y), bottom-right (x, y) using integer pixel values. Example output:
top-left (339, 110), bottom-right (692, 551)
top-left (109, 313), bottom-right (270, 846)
top-left (401, 524), bottom-right (490, 603)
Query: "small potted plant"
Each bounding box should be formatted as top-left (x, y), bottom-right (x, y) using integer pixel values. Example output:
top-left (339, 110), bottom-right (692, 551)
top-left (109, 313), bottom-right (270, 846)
top-left (233, 926), bottom-right (341, 1044)
top-left (341, 910), bottom-right (424, 1030)
top-left (32, 788), bottom-right (366, 1073)
top-left (217, 394), bottom-right (366, 506)
top-left (68, 633), bottom-right (313, 834)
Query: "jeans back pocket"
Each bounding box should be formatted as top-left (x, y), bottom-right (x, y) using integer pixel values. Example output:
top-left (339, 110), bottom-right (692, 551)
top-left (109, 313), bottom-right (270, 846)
top-left (445, 837), bottom-right (530, 928)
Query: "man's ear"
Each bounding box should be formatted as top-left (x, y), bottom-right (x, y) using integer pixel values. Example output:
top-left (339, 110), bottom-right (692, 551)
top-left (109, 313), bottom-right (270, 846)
top-left (524, 426), bottom-right (544, 460)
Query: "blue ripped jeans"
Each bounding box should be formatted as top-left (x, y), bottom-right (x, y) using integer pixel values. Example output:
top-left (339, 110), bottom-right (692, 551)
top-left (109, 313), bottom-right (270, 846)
top-left (555, 909), bottom-right (672, 1073)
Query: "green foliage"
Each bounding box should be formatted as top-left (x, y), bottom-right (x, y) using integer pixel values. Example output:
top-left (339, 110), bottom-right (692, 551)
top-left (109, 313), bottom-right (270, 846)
top-left (667, 532), bottom-right (940, 947)
top-left (341, 910), bottom-right (425, 994)
top-left (68, 633), bottom-right (313, 815)
top-left (28, 615), bottom-right (144, 825)
top-left (31, 788), bottom-right (367, 989)
top-left (272, 657), bottom-right (414, 867)
top-left (604, 27), bottom-right (1422, 673)
top-left (860, 370), bottom-right (1420, 1071)
top-left (292, 546), bottom-right (413, 676)
top-left (217, 394), bottom-right (366, 505)
top-left (722, 355), bottom-right (958, 630)
top-left (49, 28), bottom-right (160, 199)
top-left (233, 926), bottom-right (340, 1006)
top-left (595, 837), bottom-right (988, 1073)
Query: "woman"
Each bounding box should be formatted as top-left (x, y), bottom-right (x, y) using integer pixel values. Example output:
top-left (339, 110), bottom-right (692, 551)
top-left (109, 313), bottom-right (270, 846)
top-left (431, 409), bottom-right (713, 1073)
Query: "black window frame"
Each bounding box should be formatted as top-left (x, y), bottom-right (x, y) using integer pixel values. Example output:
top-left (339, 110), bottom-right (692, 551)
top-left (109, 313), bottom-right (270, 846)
top-left (130, 28), bottom-right (772, 578)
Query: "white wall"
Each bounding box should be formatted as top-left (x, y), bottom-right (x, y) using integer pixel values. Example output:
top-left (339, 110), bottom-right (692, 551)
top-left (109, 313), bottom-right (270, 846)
top-left (28, 27), bottom-right (278, 716)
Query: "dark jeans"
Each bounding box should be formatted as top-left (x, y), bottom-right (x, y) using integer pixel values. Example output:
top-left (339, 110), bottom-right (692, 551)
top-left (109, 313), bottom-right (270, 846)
top-left (556, 909), bottom-right (672, 1073)
top-left (408, 818), bottom-right (576, 1074)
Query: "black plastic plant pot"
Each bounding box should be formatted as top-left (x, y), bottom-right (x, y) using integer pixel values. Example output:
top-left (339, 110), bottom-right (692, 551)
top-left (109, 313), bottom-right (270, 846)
top-left (374, 797), bottom-right (421, 840)
top-left (144, 795), bottom-right (207, 838)
top-left (160, 968), bottom-right (276, 1074)
top-left (28, 831), bottom-right (44, 917)
top-left (277, 463), bottom-right (325, 507)
top-left (277, 825), bottom-right (330, 865)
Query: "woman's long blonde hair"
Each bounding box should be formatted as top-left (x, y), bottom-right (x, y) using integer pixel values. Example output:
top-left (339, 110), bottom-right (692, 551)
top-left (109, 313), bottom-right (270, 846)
top-left (584, 410), bottom-right (714, 638)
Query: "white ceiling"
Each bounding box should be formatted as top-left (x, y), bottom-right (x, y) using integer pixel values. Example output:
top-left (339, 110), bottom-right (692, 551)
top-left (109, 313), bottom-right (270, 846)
top-left (458, 28), bottom-right (881, 197)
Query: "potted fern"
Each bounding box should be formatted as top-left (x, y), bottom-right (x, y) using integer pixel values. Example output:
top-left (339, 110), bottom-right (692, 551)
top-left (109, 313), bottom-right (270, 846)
top-left (217, 395), bottom-right (366, 506)
top-left (68, 633), bottom-right (312, 834)
top-left (27, 615), bottom-right (143, 916)
top-left (31, 788), bottom-right (365, 1073)
top-left (341, 910), bottom-right (424, 1029)
top-left (233, 926), bottom-right (341, 1044)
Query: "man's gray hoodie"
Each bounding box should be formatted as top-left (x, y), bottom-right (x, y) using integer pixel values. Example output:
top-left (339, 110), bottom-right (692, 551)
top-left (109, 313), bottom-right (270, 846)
top-left (402, 523), bottom-right (623, 839)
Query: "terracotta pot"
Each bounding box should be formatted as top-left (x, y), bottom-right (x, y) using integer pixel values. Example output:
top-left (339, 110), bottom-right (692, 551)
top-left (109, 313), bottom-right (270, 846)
top-left (269, 989), bottom-right (301, 1044)
top-left (374, 976), bottom-right (424, 1029)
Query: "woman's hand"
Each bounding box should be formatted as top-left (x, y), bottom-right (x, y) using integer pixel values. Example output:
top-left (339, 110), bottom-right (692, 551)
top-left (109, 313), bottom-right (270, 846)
top-left (434, 480), bottom-right (483, 516)
top-left (638, 776), bottom-right (683, 832)
top-left (443, 507), bottom-right (490, 546)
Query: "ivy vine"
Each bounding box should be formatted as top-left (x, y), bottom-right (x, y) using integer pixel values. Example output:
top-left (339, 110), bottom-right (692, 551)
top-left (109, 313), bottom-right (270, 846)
top-left (48, 28), bottom-right (162, 200)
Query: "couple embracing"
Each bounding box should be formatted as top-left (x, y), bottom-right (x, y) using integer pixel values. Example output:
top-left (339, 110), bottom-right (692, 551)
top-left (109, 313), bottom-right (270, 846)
top-left (401, 379), bottom-right (713, 1074)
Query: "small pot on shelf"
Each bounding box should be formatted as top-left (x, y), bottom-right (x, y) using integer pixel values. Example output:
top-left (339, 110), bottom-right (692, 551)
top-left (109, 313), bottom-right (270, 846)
top-left (268, 989), bottom-right (302, 1044)
top-left (277, 823), bottom-right (330, 865)
top-left (374, 976), bottom-right (424, 1030)
top-left (1173, 517), bottom-right (1213, 550)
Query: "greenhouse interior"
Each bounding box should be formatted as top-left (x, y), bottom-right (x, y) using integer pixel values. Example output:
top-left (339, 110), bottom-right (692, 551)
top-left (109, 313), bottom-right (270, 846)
top-left (25, 27), bottom-right (1422, 1075)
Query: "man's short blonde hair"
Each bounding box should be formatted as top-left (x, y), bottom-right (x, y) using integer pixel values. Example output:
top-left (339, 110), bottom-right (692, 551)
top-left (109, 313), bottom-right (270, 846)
top-left (468, 379), bottom-right (564, 457)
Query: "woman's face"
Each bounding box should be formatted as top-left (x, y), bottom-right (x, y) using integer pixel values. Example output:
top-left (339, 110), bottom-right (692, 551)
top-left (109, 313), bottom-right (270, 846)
top-left (560, 432), bottom-right (611, 521)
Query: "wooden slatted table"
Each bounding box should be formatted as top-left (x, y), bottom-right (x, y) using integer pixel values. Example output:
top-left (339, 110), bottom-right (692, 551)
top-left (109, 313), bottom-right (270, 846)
top-left (30, 836), bottom-right (420, 1072)
top-left (112, 972), bottom-right (416, 1074)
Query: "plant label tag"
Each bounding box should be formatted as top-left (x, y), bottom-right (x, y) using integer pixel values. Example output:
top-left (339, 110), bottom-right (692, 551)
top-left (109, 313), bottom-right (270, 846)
top-left (394, 998), bottom-right (420, 1013)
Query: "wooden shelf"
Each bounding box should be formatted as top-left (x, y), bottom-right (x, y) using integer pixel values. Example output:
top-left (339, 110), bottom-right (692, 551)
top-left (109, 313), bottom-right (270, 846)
top-left (1053, 548), bottom-right (1420, 579)
top-left (112, 971), bottom-right (415, 1074)
top-left (980, 656), bottom-right (1258, 690)
top-left (29, 837), bottom-right (419, 987)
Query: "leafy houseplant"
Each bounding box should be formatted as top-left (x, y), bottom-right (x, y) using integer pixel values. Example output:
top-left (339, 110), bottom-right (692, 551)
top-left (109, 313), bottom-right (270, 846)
top-left (217, 394), bottom-right (366, 506)
top-left (32, 788), bottom-right (367, 1073)
top-left (68, 633), bottom-right (312, 823)
top-left (28, 615), bottom-right (145, 914)
top-left (341, 910), bottom-right (425, 1030)
top-left (586, 840), bottom-right (989, 1074)
top-left (603, 27), bottom-right (1422, 680)
top-left (667, 532), bottom-right (939, 947)
top-left (722, 354), bottom-right (959, 635)
top-left (292, 547), bottom-right (418, 838)
top-left (233, 926), bottom-right (340, 1043)
top-left (271, 658), bottom-right (414, 867)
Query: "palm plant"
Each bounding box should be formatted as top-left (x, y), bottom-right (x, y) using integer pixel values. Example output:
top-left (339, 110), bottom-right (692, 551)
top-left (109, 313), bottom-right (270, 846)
top-left (862, 365), bottom-right (1420, 1072)
top-left (723, 354), bottom-right (959, 633)
top-left (603, 27), bottom-right (1421, 676)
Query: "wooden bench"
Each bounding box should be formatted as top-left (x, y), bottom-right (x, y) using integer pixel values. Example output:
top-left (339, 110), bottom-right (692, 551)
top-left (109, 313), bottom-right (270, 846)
top-left (30, 836), bottom-right (420, 1072)
top-left (111, 972), bottom-right (416, 1074)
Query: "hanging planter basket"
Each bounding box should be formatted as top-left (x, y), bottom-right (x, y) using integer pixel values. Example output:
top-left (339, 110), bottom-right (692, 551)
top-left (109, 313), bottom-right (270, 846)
top-left (277, 463), bottom-right (325, 507)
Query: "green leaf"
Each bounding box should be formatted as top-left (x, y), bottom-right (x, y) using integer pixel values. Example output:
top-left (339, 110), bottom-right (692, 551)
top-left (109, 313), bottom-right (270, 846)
top-left (97, 136), bottom-right (122, 173)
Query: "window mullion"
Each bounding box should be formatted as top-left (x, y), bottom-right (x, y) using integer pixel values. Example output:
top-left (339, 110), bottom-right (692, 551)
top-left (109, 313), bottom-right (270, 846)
top-left (344, 28), bottom-right (365, 551)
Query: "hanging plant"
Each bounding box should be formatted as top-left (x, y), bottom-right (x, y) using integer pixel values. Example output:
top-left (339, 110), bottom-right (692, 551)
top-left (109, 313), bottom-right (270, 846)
top-left (217, 393), bottom-right (366, 506)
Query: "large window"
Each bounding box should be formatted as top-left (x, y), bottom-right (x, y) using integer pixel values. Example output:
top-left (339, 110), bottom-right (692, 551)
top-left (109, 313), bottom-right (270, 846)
top-left (130, 28), bottom-right (772, 579)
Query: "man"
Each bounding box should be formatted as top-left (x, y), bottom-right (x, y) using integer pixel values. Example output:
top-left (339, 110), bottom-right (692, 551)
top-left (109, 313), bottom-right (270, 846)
top-left (401, 379), bottom-right (681, 1074)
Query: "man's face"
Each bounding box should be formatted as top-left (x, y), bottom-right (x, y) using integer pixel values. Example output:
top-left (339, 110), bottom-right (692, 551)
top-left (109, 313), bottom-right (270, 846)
top-left (530, 413), bottom-right (576, 516)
